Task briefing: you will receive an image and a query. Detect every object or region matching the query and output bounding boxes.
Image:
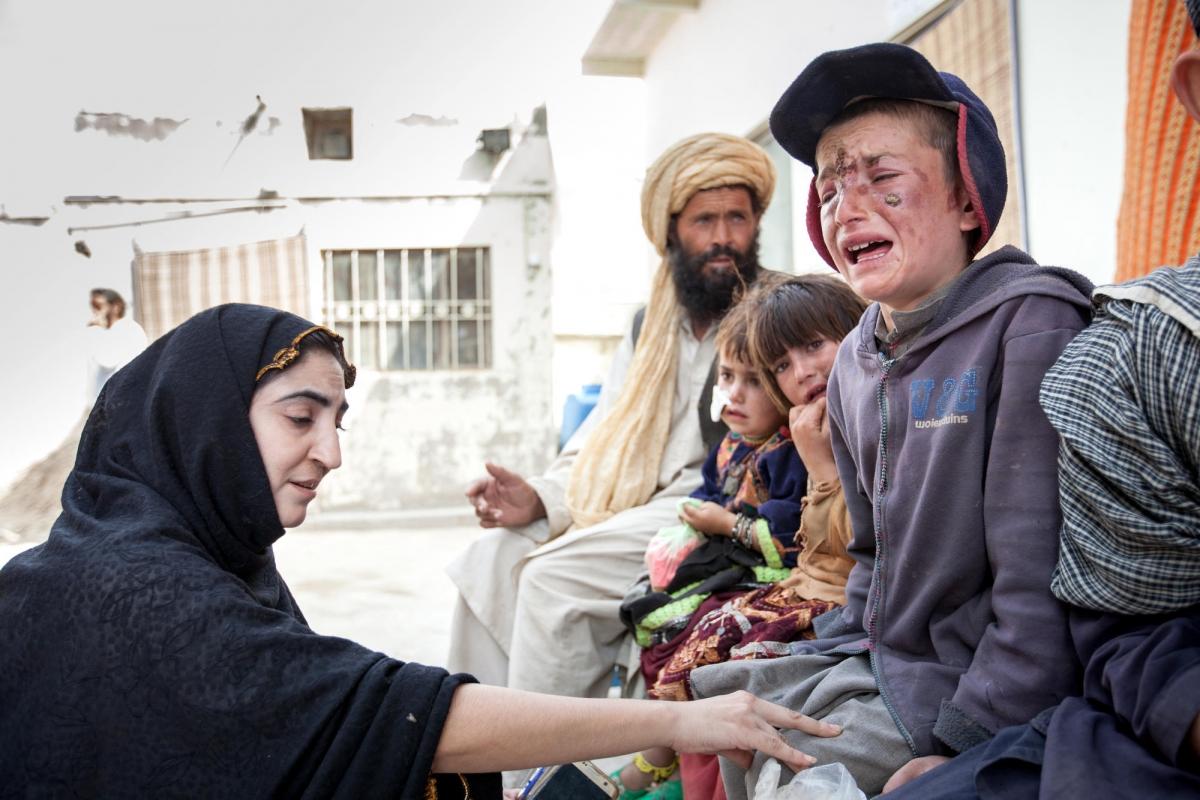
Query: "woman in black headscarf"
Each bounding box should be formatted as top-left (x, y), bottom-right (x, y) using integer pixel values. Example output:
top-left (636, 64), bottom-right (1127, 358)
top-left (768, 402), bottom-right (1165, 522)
top-left (0, 304), bottom-right (835, 798)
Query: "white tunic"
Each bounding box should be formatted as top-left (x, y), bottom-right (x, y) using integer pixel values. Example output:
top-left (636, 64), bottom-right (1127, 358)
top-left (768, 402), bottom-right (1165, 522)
top-left (446, 318), bottom-right (715, 697)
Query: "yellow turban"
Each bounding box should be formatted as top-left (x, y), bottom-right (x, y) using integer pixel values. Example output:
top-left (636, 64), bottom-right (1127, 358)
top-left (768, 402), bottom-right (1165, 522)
top-left (565, 133), bottom-right (774, 530)
top-left (640, 133), bottom-right (776, 256)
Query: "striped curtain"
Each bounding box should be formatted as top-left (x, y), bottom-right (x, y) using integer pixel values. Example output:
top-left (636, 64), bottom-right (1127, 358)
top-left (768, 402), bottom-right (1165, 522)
top-left (132, 233), bottom-right (309, 340)
top-left (1117, 0), bottom-right (1200, 280)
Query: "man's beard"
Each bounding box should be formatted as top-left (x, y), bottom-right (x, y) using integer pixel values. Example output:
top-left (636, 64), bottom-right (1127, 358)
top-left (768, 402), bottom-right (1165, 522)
top-left (669, 232), bottom-right (761, 327)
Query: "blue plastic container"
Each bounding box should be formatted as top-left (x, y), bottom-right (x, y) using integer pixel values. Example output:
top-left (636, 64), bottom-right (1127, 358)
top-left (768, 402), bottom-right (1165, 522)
top-left (560, 383), bottom-right (602, 450)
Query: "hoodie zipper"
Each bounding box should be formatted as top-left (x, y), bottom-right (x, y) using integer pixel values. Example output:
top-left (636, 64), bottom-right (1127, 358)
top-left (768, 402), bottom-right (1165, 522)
top-left (868, 351), bottom-right (918, 755)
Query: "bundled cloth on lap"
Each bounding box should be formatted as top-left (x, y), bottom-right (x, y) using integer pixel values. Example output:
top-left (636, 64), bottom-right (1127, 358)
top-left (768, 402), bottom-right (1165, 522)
top-left (0, 305), bottom-right (498, 799)
top-left (646, 476), bottom-right (854, 702)
top-left (620, 429), bottom-right (805, 649)
top-left (649, 586), bottom-right (836, 701)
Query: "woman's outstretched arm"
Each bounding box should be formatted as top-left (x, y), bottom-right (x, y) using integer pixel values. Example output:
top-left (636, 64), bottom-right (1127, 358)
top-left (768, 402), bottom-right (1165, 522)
top-left (433, 684), bottom-right (840, 774)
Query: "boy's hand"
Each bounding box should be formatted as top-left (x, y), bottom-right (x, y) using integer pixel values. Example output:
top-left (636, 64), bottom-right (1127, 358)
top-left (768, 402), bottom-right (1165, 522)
top-left (881, 755), bottom-right (951, 793)
top-left (465, 462), bottom-right (546, 529)
top-left (789, 398), bottom-right (839, 485)
top-left (680, 501), bottom-right (737, 536)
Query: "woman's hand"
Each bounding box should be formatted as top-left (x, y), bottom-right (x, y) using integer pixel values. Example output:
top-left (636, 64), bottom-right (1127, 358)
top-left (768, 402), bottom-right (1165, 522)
top-left (789, 398), bottom-right (838, 485)
top-left (667, 690), bottom-right (842, 772)
top-left (435, 684), bottom-right (841, 775)
top-left (680, 501), bottom-right (737, 536)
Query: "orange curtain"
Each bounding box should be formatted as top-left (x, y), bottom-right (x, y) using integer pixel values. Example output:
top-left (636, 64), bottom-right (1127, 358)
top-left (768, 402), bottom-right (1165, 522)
top-left (1117, 0), bottom-right (1200, 280)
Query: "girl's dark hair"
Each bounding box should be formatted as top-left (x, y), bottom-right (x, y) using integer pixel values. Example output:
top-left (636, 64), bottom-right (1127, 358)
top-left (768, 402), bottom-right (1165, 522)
top-left (745, 273), bottom-right (867, 412)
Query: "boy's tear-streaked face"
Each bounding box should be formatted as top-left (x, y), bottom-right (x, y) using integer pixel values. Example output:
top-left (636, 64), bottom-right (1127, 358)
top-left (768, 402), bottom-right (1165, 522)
top-left (814, 111), bottom-right (978, 313)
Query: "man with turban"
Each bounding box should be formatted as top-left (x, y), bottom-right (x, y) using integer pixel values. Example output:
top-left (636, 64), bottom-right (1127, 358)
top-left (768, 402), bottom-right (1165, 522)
top-left (446, 133), bottom-right (777, 701)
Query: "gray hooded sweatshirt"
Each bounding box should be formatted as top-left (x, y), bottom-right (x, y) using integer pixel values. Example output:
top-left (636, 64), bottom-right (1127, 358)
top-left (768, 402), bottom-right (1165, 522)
top-left (821, 245), bottom-right (1094, 756)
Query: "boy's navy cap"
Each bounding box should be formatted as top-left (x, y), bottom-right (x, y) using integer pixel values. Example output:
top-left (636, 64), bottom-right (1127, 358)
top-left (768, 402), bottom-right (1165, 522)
top-left (770, 42), bottom-right (1007, 267)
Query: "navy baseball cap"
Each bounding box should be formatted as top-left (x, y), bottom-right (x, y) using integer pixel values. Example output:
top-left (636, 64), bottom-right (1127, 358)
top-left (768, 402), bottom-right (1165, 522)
top-left (769, 43), bottom-right (1007, 267)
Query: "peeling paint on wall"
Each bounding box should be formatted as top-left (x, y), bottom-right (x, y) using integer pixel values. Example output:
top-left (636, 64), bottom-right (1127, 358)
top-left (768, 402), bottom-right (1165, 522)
top-left (224, 95), bottom-right (267, 167)
top-left (74, 111), bottom-right (186, 141)
top-left (397, 113), bottom-right (458, 127)
top-left (0, 209), bottom-right (49, 226)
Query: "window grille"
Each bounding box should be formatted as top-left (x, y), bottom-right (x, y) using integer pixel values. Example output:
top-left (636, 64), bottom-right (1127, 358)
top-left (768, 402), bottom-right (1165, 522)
top-left (322, 247), bottom-right (492, 370)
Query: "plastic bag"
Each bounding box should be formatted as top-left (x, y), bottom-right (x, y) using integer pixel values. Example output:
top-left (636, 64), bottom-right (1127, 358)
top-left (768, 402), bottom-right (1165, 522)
top-left (752, 758), bottom-right (866, 800)
top-left (644, 500), bottom-right (706, 590)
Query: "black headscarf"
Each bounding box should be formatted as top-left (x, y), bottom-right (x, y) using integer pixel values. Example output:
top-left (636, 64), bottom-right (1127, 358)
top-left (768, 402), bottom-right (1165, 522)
top-left (0, 304), bottom-right (498, 799)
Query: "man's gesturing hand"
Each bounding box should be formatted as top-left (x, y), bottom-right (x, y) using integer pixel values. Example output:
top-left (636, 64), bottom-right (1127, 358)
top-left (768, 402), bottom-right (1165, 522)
top-left (465, 462), bottom-right (546, 529)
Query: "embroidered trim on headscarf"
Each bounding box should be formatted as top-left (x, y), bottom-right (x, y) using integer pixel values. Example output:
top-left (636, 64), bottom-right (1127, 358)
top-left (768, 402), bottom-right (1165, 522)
top-left (254, 324), bottom-right (357, 388)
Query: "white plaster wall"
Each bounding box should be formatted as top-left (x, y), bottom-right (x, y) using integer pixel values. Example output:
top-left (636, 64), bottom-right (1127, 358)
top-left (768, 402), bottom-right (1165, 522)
top-left (0, 0), bottom-right (633, 499)
top-left (641, 0), bottom-right (894, 155)
top-left (1015, 0), bottom-right (1132, 285)
top-left (310, 196), bottom-right (557, 510)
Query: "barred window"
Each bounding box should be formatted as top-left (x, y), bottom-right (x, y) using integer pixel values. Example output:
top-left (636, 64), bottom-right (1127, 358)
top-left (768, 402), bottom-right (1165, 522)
top-left (322, 247), bottom-right (491, 370)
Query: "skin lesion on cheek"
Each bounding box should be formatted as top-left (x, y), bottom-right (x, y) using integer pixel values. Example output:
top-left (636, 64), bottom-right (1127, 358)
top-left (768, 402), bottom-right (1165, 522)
top-left (885, 193), bottom-right (902, 207)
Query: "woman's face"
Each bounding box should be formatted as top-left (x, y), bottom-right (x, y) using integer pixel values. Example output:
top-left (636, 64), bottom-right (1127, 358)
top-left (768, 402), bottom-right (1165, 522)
top-left (249, 349), bottom-right (347, 528)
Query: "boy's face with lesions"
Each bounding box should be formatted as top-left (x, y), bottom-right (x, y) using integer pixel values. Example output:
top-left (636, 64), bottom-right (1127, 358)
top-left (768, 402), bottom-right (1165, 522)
top-left (814, 110), bottom-right (979, 314)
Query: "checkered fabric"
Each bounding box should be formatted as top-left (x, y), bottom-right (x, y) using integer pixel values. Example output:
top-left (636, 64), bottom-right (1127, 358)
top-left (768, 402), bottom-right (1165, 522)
top-left (1041, 260), bottom-right (1200, 614)
top-left (132, 232), bottom-right (309, 341)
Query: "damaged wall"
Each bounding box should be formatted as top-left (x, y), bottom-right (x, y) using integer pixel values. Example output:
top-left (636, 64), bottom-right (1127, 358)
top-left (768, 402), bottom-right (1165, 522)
top-left (293, 193), bottom-right (557, 511)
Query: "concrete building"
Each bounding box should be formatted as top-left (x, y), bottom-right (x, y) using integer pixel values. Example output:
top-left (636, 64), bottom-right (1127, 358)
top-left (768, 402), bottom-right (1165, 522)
top-left (0, 0), bottom-right (613, 515)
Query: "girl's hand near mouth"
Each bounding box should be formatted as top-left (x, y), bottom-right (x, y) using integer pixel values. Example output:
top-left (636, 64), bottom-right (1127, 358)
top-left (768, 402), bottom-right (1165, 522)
top-left (789, 397), bottom-right (838, 485)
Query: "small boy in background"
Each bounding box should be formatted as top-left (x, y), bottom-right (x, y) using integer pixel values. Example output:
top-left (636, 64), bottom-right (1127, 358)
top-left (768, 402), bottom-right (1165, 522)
top-left (689, 43), bottom-right (1094, 797)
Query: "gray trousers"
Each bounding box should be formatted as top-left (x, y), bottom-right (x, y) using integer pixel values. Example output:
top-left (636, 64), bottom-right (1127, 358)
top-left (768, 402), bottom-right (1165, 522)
top-left (690, 652), bottom-right (913, 798)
